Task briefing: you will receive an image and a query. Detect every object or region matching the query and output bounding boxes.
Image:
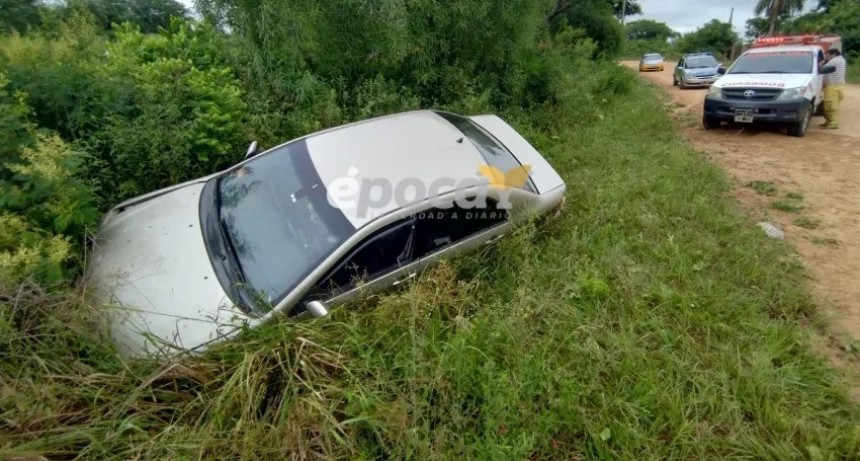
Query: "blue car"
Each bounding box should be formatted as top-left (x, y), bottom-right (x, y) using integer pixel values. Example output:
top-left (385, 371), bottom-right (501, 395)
top-left (673, 52), bottom-right (722, 89)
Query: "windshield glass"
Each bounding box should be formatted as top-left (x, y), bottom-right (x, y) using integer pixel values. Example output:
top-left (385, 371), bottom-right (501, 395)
top-left (728, 51), bottom-right (813, 74)
top-left (217, 139), bottom-right (354, 311)
top-left (686, 56), bottom-right (718, 68)
top-left (643, 54), bottom-right (662, 61)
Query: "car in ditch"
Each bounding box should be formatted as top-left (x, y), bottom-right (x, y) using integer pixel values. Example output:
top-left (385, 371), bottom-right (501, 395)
top-left (639, 53), bottom-right (665, 72)
top-left (673, 52), bottom-right (722, 88)
top-left (703, 34), bottom-right (841, 137)
top-left (88, 110), bottom-right (567, 357)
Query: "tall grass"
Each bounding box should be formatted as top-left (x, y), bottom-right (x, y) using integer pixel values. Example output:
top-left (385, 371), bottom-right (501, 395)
top-left (2, 70), bottom-right (858, 460)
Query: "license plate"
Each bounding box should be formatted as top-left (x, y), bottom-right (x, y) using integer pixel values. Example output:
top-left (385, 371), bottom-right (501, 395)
top-left (734, 109), bottom-right (754, 123)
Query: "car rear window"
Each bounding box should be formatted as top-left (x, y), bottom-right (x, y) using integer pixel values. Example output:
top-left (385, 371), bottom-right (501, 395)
top-left (435, 112), bottom-right (535, 192)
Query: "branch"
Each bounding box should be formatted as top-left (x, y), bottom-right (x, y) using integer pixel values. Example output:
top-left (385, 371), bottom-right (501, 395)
top-left (547, 0), bottom-right (573, 24)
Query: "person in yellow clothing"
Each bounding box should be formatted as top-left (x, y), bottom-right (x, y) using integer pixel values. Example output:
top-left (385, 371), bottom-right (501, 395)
top-left (820, 48), bottom-right (846, 129)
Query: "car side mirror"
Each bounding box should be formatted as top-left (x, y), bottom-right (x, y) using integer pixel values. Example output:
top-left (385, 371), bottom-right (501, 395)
top-left (717, 67), bottom-right (726, 75)
top-left (305, 300), bottom-right (330, 318)
top-left (245, 141), bottom-right (259, 160)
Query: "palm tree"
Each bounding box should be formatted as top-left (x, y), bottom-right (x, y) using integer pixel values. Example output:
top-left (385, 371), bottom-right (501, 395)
top-left (755, 0), bottom-right (805, 36)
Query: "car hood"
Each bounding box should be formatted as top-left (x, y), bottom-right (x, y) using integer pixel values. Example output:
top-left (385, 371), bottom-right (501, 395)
top-left (714, 73), bottom-right (810, 89)
top-left (88, 181), bottom-right (245, 356)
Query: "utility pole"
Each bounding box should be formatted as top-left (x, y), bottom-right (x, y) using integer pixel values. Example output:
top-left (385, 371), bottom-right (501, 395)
top-left (621, 0), bottom-right (628, 25)
top-left (728, 7), bottom-right (736, 61)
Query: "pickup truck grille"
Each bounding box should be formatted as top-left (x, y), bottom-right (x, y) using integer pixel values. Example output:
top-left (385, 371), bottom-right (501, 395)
top-left (722, 87), bottom-right (783, 101)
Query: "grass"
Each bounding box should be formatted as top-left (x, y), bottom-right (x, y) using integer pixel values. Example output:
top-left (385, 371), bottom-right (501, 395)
top-left (794, 216), bottom-right (821, 230)
top-left (773, 193), bottom-right (805, 213)
top-left (746, 180), bottom-right (777, 196)
top-left (2, 71), bottom-right (859, 460)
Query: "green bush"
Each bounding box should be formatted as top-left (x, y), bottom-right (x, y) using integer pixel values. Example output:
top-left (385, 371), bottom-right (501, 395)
top-left (0, 134), bottom-right (98, 284)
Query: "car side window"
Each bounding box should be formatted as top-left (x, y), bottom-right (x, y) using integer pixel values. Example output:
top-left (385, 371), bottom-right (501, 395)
top-left (316, 218), bottom-right (415, 294)
top-left (414, 199), bottom-right (509, 257)
top-left (678, 59), bottom-right (685, 69)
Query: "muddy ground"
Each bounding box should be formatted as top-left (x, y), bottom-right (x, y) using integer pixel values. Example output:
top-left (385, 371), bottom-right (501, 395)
top-left (624, 61), bottom-right (860, 373)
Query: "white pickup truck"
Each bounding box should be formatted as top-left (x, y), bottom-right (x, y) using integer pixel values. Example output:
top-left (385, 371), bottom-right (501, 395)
top-left (703, 35), bottom-right (842, 137)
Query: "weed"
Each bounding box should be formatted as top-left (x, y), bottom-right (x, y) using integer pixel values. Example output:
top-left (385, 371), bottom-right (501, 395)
top-left (773, 200), bottom-right (803, 212)
top-left (785, 191), bottom-right (804, 200)
top-left (794, 216), bottom-right (821, 229)
top-left (746, 180), bottom-right (777, 196)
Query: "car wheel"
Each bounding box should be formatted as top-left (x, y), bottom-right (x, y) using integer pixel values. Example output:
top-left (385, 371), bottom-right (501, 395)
top-left (814, 100), bottom-right (825, 116)
top-left (787, 104), bottom-right (811, 137)
top-left (672, 76), bottom-right (678, 86)
top-left (703, 116), bottom-right (720, 130)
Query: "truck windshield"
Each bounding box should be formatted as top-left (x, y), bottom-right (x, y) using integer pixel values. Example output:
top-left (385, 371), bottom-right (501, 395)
top-left (214, 139), bottom-right (355, 313)
top-left (728, 51), bottom-right (813, 74)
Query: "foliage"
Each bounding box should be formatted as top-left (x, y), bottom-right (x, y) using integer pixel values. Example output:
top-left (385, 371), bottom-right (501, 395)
top-left (0, 15), bottom-right (246, 202)
top-left (0, 0), bottom-right (42, 33)
top-left (551, 0), bottom-right (626, 57)
top-left (0, 134), bottom-right (98, 284)
top-left (67, 0), bottom-right (188, 33)
top-left (95, 20), bottom-right (246, 197)
top-left (676, 20), bottom-right (739, 58)
top-left (626, 19), bottom-right (677, 41)
top-left (755, 0), bottom-right (806, 35)
top-left (775, 0), bottom-right (860, 60)
top-left (0, 71), bottom-right (33, 161)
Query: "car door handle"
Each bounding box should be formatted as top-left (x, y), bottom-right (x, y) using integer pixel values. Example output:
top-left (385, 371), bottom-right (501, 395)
top-left (392, 272), bottom-right (416, 286)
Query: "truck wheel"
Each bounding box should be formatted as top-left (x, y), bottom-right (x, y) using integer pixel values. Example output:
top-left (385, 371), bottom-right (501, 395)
top-left (703, 116), bottom-right (720, 130)
top-left (787, 104), bottom-right (811, 137)
top-left (814, 100), bottom-right (825, 116)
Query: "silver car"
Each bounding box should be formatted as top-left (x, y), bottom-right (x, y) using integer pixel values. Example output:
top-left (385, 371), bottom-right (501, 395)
top-left (88, 110), bottom-right (566, 356)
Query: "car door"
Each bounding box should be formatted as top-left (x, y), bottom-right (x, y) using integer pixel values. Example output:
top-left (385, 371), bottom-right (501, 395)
top-left (301, 216), bottom-right (419, 312)
top-left (413, 198), bottom-right (511, 272)
top-left (811, 49), bottom-right (825, 102)
top-left (675, 58), bottom-right (685, 79)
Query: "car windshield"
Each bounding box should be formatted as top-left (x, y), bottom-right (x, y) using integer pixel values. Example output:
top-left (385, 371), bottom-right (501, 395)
top-left (216, 139), bottom-right (354, 311)
top-left (728, 51), bottom-right (813, 74)
top-left (686, 56), bottom-right (718, 68)
top-left (643, 54), bottom-right (662, 61)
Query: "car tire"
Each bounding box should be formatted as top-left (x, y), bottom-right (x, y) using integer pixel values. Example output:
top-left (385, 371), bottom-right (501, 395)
top-left (787, 104), bottom-right (811, 137)
top-left (703, 116), bottom-right (720, 130)
top-left (814, 100), bottom-right (825, 116)
top-left (672, 76), bottom-right (678, 86)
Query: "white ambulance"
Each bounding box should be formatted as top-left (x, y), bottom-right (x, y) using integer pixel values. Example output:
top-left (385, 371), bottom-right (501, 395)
top-left (703, 34), bottom-right (842, 137)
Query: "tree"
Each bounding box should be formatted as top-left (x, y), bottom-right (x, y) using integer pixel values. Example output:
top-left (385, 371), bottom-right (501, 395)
top-left (626, 19), bottom-right (676, 41)
top-left (0, 0), bottom-right (43, 33)
top-left (676, 20), bottom-right (739, 57)
top-left (67, 0), bottom-right (188, 33)
top-left (549, 0), bottom-right (626, 56)
top-left (754, 0), bottom-right (805, 36)
top-left (548, 0), bottom-right (641, 23)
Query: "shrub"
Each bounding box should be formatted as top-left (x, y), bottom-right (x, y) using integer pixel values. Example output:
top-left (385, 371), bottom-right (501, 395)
top-left (0, 134), bottom-right (98, 284)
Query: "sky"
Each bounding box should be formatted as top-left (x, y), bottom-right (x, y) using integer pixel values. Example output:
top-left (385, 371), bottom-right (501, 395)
top-left (635, 0), bottom-right (817, 35)
top-left (175, 0), bottom-right (817, 36)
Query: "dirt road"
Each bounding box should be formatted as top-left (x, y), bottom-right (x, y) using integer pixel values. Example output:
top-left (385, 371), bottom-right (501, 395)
top-left (623, 62), bottom-right (860, 353)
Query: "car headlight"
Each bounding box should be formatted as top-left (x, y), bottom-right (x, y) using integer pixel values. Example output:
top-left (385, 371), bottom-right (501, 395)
top-left (707, 86), bottom-right (722, 100)
top-left (776, 87), bottom-right (807, 101)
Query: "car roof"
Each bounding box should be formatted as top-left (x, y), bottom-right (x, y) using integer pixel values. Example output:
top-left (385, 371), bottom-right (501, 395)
top-left (306, 110), bottom-right (488, 229)
top-left (745, 45), bottom-right (818, 54)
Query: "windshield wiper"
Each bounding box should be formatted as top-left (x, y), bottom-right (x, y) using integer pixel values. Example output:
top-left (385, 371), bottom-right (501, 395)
top-left (757, 71), bottom-right (790, 74)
